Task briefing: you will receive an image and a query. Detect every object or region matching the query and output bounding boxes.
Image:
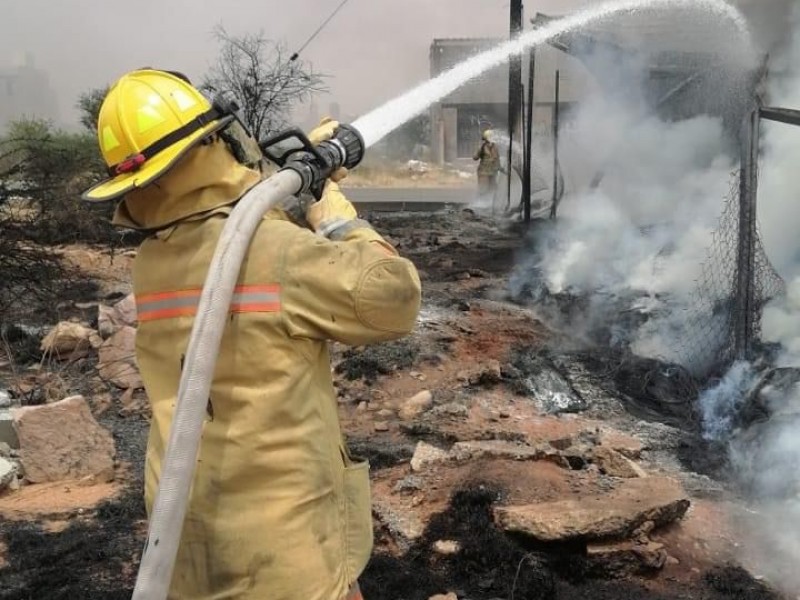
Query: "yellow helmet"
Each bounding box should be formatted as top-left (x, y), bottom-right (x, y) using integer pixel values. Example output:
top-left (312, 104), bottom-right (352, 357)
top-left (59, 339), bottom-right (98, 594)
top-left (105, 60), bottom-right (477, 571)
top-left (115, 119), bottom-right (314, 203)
top-left (482, 129), bottom-right (493, 141)
top-left (82, 69), bottom-right (237, 202)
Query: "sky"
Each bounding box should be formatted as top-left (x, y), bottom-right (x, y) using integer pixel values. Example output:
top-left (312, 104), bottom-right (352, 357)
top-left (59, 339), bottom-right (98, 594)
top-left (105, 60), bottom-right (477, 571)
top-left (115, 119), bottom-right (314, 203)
top-left (0, 0), bottom-right (593, 128)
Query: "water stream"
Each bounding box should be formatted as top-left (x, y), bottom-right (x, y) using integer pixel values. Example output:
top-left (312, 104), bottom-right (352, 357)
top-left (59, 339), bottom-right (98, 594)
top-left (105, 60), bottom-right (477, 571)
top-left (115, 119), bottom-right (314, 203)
top-left (352, 0), bottom-right (753, 148)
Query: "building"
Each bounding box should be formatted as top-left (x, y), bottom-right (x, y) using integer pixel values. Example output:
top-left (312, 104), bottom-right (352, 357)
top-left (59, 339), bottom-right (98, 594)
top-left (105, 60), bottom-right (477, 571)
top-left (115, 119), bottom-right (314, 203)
top-left (0, 54), bottom-right (59, 132)
top-left (428, 37), bottom-right (592, 165)
top-left (428, 1), bottom-right (791, 166)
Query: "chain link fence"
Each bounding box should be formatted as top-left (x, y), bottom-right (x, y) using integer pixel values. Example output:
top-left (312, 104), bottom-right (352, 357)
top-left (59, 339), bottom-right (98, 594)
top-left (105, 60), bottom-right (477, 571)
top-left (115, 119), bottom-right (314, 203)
top-left (670, 169), bottom-right (785, 375)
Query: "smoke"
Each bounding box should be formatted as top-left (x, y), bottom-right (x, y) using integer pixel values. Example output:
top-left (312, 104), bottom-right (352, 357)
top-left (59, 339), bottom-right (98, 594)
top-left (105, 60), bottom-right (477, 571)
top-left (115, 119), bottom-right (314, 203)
top-left (698, 360), bottom-right (756, 440)
top-left (710, 5), bottom-right (800, 594)
top-left (509, 15), bottom-right (753, 370)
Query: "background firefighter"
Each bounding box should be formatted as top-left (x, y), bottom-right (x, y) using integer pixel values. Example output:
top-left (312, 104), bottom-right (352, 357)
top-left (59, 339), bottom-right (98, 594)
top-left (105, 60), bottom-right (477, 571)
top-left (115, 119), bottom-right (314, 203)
top-left (473, 128), bottom-right (502, 201)
top-left (81, 69), bottom-right (422, 600)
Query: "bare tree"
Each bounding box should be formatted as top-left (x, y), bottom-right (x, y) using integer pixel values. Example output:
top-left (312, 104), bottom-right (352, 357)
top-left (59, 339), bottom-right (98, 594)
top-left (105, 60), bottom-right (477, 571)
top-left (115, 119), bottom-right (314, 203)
top-left (76, 86), bottom-right (110, 134)
top-left (203, 26), bottom-right (328, 140)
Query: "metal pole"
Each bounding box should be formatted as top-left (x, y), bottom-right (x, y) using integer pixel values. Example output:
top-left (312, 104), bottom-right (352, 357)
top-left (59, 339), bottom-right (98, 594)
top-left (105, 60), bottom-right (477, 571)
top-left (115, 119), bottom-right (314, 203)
top-left (549, 70), bottom-right (561, 219)
top-left (734, 107), bottom-right (760, 360)
top-left (523, 46), bottom-right (536, 223)
top-left (507, 0), bottom-right (523, 210)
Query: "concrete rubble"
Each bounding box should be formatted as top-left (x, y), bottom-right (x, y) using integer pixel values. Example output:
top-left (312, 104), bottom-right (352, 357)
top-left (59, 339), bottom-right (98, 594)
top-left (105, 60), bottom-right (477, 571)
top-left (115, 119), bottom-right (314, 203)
top-left (11, 395), bottom-right (116, 484)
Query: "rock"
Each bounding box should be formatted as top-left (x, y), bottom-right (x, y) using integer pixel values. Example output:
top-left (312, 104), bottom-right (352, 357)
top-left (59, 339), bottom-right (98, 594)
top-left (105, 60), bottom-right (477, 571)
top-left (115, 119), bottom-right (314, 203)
top-left (98, 294), bottom-right (137, 339)
top-left (463, 360), bottom-right (502, 386)
top-left (600, 431), bottom-right (644, 460)
top-left (0, 409), bottom-right (17, 448)
top-left (0, 390), bottom-right (11, 409)
top-left (11, 395), bottom-right (116, 484)
top-left (97, 326), bottom-right (143, 389)
top-left (118, 388), bottom-right (149, 418)
top-left (585, 540), bottom-right (668, 576)
top-left (430, 403), bottom-right (469, 418)
top-left (593, 446), bottom-right (648, 478)
top-left (356, 401), bottom-right (368, 412)
top-left (450, 440), bottom-right (566, 467)
top-left (399, 390), bottom-right (433, 421)
top-left (0, 456), bottom-right (17, 491)
top-left (0, 442), bottom-right (10, 458)
top-left (410, 441), bottom-right (450, 472)
top-left (393, 475), bottom-right (424, 494)
top-left (377, 408), bottom-right (395, 419)
top-left (549, 436), bottom-right (573, 451)
top-left (432, 540), bottom-right (461, 555)
top-left (40, 322), bottom-right (101, 360)
top-left (373, 498), bottom-right (425, 551)
top-left (494, 477), bottom-right (690, 542)
top-left (374, 421), bottom-right (390, 432)
top-left (428, 594), bottom-right (458, 600)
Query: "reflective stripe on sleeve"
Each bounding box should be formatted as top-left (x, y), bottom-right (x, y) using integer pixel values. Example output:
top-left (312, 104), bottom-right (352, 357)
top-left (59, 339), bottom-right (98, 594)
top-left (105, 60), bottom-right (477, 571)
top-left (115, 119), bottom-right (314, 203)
top-left (137, 284), bottom-right (280, 322)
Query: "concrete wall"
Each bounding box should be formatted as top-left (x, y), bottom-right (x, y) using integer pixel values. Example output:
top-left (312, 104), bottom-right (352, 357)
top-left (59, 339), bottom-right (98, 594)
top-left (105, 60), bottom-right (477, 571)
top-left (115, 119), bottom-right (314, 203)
top-left (429, 37), bottom-right (594, 164)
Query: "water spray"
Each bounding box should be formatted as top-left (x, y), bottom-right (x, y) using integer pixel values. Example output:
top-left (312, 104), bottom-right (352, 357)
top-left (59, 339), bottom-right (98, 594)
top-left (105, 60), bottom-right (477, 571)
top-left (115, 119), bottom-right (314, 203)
top-left (352, 0), bottom-right (752, 148)
top-left (132, 0), bottom-right (754, 598)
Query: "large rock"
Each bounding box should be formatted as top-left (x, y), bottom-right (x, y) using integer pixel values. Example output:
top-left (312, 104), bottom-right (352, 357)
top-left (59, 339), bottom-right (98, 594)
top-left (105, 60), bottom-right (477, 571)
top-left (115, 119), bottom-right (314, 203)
top-left (494, 477), bottom-right (689, 542)
top-left (97, 326), bottom-right (143, 389)
top-left (40, 322), bottom-right (102, 360)
top-left (98, 294), bottom-right (137, 339)
top-left (12, 395), bottom-right (116, 484)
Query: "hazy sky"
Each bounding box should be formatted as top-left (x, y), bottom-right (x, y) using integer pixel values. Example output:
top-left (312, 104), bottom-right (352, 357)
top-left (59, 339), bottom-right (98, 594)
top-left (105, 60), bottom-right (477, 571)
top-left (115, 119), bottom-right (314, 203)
top-left (0, 0), bottom-right (591, 127)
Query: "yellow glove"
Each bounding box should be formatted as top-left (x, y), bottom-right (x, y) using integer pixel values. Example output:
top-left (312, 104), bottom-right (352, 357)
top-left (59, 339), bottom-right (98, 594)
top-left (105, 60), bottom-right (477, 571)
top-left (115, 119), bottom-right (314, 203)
top-left (307, 117), bottom-right (348, 183)
top-left (308, 116), bottom-right (339, 145)
top-left (306, 181), bottom-right (358, 238)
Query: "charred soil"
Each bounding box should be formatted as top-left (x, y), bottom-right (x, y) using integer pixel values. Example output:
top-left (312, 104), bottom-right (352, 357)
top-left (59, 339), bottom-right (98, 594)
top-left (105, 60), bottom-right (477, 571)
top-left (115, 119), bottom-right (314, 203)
top-left (0, 209), bottom-right (782, 599)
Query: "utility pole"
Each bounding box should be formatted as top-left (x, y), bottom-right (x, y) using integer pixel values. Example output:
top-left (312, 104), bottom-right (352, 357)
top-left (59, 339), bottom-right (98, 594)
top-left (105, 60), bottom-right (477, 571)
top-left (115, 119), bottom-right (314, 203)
top-left (507, 0), bottom-right (523, 211)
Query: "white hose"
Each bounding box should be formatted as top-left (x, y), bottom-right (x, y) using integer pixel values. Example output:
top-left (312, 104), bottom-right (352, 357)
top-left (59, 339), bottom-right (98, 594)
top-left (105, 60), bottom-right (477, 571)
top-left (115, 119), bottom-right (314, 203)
top-left (131, 169), bottom-right (303, 600)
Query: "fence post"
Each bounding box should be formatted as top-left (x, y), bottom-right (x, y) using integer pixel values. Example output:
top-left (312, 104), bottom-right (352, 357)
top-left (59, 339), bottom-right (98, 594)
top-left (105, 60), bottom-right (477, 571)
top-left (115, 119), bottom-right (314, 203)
top-left (549, 70), bottom-right (561, 219)
top-left (733, 107), bottom-right (760, 360)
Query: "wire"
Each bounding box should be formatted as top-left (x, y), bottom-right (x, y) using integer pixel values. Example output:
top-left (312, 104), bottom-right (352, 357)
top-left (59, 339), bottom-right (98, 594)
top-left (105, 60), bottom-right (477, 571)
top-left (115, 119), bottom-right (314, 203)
top-left (290, 0), bottom-right (354, 61)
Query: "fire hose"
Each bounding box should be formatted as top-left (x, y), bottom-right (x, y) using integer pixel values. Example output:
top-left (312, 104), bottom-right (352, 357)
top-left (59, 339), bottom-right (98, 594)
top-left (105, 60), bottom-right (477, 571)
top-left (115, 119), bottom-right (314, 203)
top-left (131, 124), bottom-right (366, 600)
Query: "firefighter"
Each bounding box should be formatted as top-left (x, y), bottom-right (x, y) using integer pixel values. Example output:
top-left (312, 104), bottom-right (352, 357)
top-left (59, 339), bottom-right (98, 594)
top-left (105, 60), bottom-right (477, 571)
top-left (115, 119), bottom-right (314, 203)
top-left (82, 68), bottom-right (421, 600)
top-left (473, 128), bottom-right (502, 201)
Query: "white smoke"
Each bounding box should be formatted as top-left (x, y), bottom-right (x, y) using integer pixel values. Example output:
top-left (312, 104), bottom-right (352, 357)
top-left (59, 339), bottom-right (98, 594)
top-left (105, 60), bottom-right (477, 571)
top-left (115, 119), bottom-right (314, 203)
top-left (720, 5), bottom-right (800, 594)
top-left (510, 31), bottom-right (749, 369)
top-left (698, 360), bottom-right (756, 440)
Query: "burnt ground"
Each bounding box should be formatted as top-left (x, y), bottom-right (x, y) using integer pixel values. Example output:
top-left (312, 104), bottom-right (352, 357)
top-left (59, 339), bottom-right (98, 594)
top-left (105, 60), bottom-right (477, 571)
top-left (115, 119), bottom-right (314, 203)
top-left (0, 208), bottom-right (786, 599)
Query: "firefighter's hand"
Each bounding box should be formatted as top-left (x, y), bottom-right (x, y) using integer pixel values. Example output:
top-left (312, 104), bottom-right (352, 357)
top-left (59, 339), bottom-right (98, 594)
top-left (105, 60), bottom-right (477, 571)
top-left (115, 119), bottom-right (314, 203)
top-left (308, 117), bottom-right (338, 145)
top-left (307, 117), bottom-right (348, 182)
top-left (306, 180), bottom-right (358, 236)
